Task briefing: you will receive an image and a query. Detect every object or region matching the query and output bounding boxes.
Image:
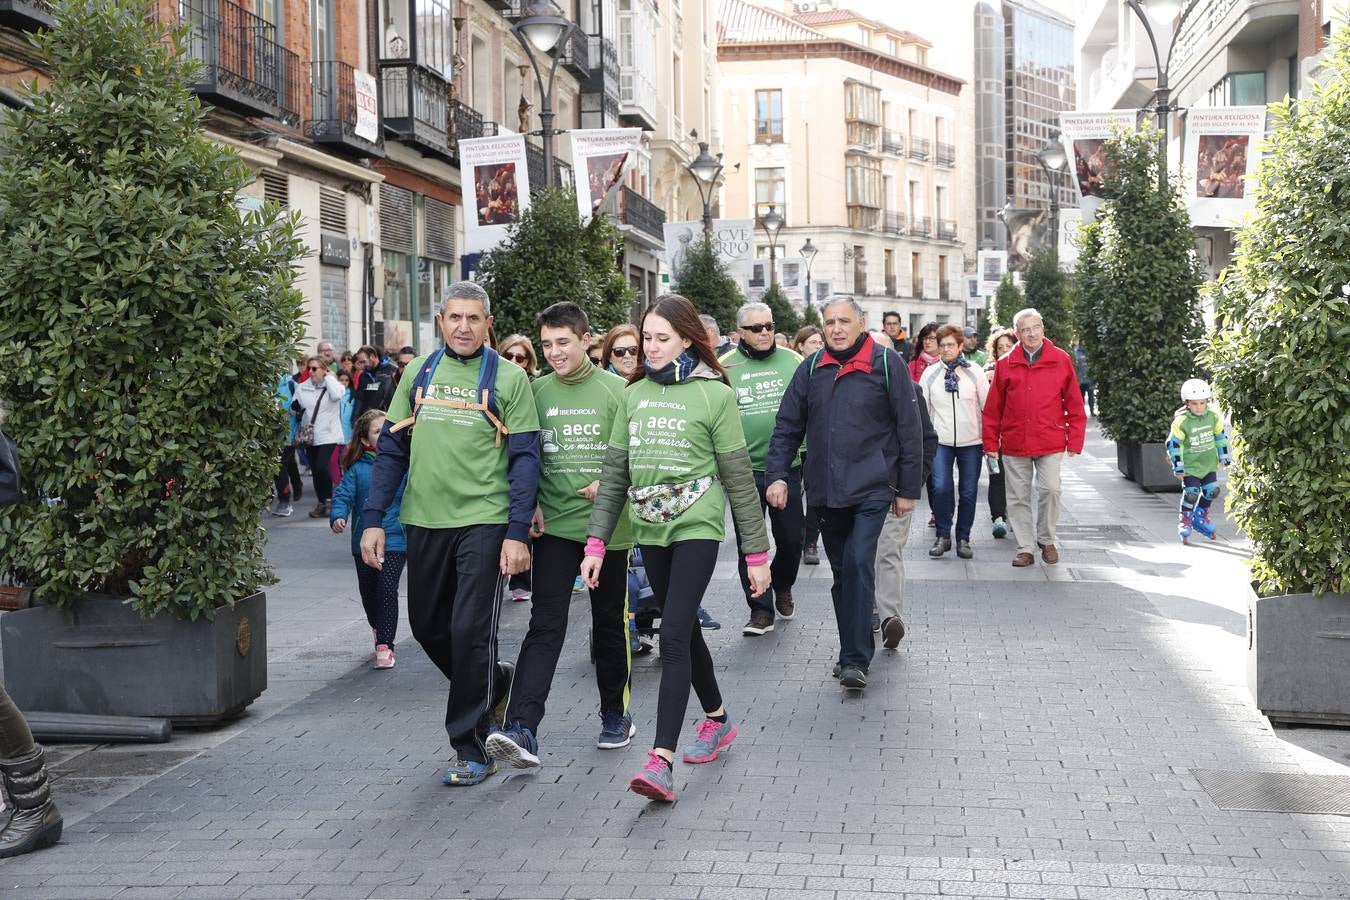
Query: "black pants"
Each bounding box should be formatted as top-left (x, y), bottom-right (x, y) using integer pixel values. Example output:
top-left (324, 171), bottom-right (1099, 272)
top-left (274, 445), bottom-right (302, 501)
top-left (356, 551), bottom-right (406, 647)
top-left (818, 500), bottom-right (890, 671)
top-left (735, 468), bottom-right (804, 619)
top-left (308, 442), bottom-right (340, 503)
top-left (988, 456), bottom-right (1006, 521)
top-left (642, 541), bottom-right (722, 752)
top-left (0, 684), bottom-right (36, 759)
top-left (800, 453), bottom-right (820, 547)
top-left (1081, 382), bottom-right (1097, 414)
top-left (405, 523), bottom-right (507, 764)
top-left (505, 535), bottom-right (631, 734)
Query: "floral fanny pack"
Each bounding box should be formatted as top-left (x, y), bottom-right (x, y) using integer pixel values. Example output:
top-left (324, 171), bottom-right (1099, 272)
top-left (627, 476), bottom-right (715, 524)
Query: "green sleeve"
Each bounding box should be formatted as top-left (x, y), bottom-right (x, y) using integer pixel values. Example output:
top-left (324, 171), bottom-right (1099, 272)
top-left (501, 366), bottom-right (540, 432)
top-left (719, 448), bottom-right (770, 553)
top-left (587, 445), bottom-right (632, 543)
top-left (706, 382), bottom-right (748, 454)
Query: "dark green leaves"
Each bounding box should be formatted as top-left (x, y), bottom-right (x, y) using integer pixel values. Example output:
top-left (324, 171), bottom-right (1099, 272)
top-left (671, 234), bottom-right (742, 331)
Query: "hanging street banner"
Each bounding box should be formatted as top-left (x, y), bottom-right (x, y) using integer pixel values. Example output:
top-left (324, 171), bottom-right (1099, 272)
top-left (1057, 207), bottom-right (1084, 271)
top-left (965, 275), bottom-right (986, 310)
top-left (461, 135), bottom-right (531, 254)
top-left (1002, 207), bottom-right (1052, 272)
top-left (1183, 106), bottom-right (1266, 227)
top-left (977, 249), bottom-right (1007, 294)
top-left (1058, 111), bottom-right (1137, 206)
top-left (353, 70), bottom-right (380, 144)
top-left (570, 128), bottom-right (643, 224)
top-left (663, 219), bottom-right (754, 278)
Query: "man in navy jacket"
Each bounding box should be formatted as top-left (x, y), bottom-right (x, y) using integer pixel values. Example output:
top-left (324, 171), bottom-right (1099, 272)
top-left (765, 297), bottom-right (924, 692)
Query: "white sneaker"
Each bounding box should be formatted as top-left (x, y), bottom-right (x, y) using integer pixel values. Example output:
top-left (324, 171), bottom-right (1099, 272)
top-left (511, 588), bottom-right (532, 602)
top-left (374, 645), bottom-right (395, 669)
top-left (274, 501), bottom-right (294, 517)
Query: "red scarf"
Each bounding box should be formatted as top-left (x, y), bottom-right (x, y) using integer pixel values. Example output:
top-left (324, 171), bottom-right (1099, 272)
top-left (819, 335), bottom-right (875, 379)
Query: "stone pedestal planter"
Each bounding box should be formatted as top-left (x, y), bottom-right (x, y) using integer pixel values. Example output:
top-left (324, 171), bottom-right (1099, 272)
top-left (1249, 587), bottom-right (1350, 726)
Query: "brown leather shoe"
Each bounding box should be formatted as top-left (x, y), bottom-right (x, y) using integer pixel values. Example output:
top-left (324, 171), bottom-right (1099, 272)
top-left (1012, 552), bottom-right (1035, 567)
top-left (1041, 544), bottom-right (1059, 565)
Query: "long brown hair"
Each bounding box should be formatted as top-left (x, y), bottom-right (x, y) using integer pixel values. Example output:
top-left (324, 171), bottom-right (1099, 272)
top-left (341, 410), bottom-right (387, 472)
top-left (634, 294), bottom-right (729, 385)
top-left (600, 324), bottom-right (640, 370)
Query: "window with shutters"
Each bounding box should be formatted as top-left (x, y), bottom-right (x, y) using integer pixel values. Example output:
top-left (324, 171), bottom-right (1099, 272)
top-left (319, 187), bottom-right (347, 233)
top-left (261, 170), bottom-right (288, 206)
top-left (423, 197), bottom-right (456, 261)
top-left (379, 184), bottom-right (415, 253)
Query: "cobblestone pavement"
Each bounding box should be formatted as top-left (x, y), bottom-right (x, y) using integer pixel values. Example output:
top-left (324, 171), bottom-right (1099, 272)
top-left (6, 428), bottom-right (1350, 898)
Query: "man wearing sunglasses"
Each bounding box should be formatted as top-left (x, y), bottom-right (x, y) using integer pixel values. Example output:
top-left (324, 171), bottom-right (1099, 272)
top-left (719, 301), bottom-right (806, 636)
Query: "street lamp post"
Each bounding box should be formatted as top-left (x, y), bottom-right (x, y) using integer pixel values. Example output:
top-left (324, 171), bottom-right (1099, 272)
top-left (686, 133), bottom-right (725, 234)
top-left (760, 205), bottom-right (783, 290)
top-left (799, 238), bottom-right (819, 315)
top-left (1124, 0), bottom-right (1201, 192)
top-left (1037, 137), bottom-right (1069, 266)
top-left (511, 1), bottom-right (577, 188)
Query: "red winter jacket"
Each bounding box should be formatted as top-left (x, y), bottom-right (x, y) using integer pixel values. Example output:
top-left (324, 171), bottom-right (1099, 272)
top-left (981, 338), bottom-right (1087, 457)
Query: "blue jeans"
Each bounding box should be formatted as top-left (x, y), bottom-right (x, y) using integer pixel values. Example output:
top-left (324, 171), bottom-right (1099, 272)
top-left (932, 444), bottom-right (984, 541)
top-left (818, 499), bottom-right (891, 671)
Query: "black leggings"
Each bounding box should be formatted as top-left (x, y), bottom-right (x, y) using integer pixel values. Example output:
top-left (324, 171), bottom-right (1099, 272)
top-left (641, 541), bottom-right (722, 752)
top-left (356, 551), bottom-right (406, 647)
top-left (274, 445), bottom-right (302, 501)
top-left (308, 443), bottom-right (340, 503)
top-left (0, 684), bottom-right (36, 759)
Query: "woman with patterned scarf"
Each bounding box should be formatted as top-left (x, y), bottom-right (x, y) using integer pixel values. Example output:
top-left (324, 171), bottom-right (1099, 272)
top-left (581, 294), bottom-right (770, 803)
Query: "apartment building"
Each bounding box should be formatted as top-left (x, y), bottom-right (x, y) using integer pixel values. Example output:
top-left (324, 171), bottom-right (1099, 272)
top-left (717, 0), bottom-right (968, 330)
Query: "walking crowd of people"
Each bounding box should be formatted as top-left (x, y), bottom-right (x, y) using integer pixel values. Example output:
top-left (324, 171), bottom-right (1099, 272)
top-left (278, 283), bottom-right (1092, 803)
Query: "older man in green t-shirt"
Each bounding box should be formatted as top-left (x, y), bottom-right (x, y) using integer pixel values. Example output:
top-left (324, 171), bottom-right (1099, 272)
top-left (362, 281), bottom-right (540, 788)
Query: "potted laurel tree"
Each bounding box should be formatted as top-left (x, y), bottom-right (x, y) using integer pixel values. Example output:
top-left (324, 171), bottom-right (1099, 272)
top-left (0, 0), bottom-right (305, 723)
top-left (1074, 124), bottom-right (1203, 490)
top-left (1203, 32), bottom-right (1350, 725)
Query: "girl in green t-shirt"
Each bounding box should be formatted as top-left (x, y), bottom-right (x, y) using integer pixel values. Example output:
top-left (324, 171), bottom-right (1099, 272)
top-left (580, 295), bottom-right (771, 803)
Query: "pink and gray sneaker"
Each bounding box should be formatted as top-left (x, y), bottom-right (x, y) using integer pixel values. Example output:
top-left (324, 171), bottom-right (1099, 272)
top-left (629, 750), bottom-right (675, 802)
top-left (373, 644), bottom-right (395, 669)
top-left (682, 718), bottom-right (737, 764)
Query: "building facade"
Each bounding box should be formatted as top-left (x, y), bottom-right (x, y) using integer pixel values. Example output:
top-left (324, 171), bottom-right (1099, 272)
top-left (717, 0), bottom-right (968, 332)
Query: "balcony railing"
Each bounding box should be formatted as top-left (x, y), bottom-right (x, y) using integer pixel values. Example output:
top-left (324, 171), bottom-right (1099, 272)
top-left (182, 0), bottom-right (294, 121)
top-left (620, 186), bottom-right (666, 243)
top-left (584, 35), bottom-right (620, 97)
top-left (558, 24), bottom-right (590, 78)
top-left (524, 140), bottom-right (572, 193)
top-left (938, 219), bottom-right (958, 241)
top-left (881, 212), bottom-right (905, 236)
top-left (379, 60), bottom-right (450, 158)
top-left (307, 60), bottom-right (383, 157)
top-left (882, 129), bottom-right (904, 155)
top-left (908, 136), bottom-right (931, 160)
top-left (910, 215), bottom-right (933, 236)
top-left (936, 142), bottom-right (956, 167)
top-left (449, 99), bottom-right (485, 161)
top-left (756, 119), bottom-right (784, 143)
top-left (0, 0), bottom-right (54, 31)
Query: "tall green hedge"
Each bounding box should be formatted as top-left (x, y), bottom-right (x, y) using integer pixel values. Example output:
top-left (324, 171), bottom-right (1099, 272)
top-left (0, 0), bottom-right (305, 619)
top-left (1202, 33), bottom-right (1350, 595)
top-left (671, 233), bottom-right (743, 330)
top-left (1021, 248), bottom-right (1072, 348)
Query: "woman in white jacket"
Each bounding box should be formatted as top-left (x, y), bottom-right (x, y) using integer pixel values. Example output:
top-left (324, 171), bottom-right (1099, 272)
top-left (293, 356), bottom-right (346, 517)
top-left (918, 324), bottom-right (990, 559)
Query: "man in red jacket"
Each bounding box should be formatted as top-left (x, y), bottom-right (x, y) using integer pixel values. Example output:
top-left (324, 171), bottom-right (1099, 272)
top-left (981, 308), bottom-right (1086, 567)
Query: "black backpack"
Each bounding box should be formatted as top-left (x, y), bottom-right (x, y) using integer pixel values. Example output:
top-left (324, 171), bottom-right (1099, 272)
top-left (0, 429), bottom-right (18, 506)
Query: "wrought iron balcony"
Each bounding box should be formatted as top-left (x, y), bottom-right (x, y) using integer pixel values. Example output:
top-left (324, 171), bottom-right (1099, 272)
top-left (524, 140), bottom-right (572, 193)
top-left (484, 0), bottom-right (513, 10)
top-left (620, 186), bottom-right (665, 243)
top-left (936, 142), bottom-right (956, 167)
top-left (881, 212), bottom-right (905, 236)
top-left (910, 215), bottom-right (933, 237)
top-left (908, 136), bottom-right (931, 161)
top-left (277, 49), bottom-right (303, 128)
top-left (449, 98), bottom-right (485, 161)
top-left (379, 60), bottom-right (450, 159)
top-left (182, 0), bottom-right (293, 120)
top-left (939, 219), bottom-right (958, 241)
top-left (308, 60), bottom-right (384, 159)
top-left (559, 24), bottom-right (590, 78)
top-left (0, 0), bottom-right (53, 31)
top-left (583, 35), bottom-right (620, 98)
top-left (882, 129), bottom-right (904, 155)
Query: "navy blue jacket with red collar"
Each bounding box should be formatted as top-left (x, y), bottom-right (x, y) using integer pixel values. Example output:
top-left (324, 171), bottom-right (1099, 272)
top-left (765, 334), bottom-right (926, 508)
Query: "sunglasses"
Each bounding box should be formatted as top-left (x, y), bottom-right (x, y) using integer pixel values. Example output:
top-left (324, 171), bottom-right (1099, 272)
top-left (610, 346), bottom-right (639, 358)
top-left (740, 322), bottom-right (775, 334)
top-left (503, 353), bottom-right (529, 364)
top-left (307, 366), bottom-right (322, 373)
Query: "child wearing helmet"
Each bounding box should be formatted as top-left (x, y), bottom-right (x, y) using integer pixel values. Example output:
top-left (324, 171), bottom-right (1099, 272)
top-left (1166, 379), bottom-right (1232, 543)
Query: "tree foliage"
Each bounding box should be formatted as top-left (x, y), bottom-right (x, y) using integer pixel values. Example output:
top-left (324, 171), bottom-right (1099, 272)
top-left (991, 274), bottom-right (1023, 329)
top-left (671, 233), bottom-right (742, 330)
top-left (477, 186), bottom-right (635, 340)
top-left (0, 0), bottom-right (306, 619)
top-left (1201, 32), bottom-right (1350, 596)
top-left (1073, 124), bottom-right (1203, 444)
top-left (1020, 247), bottom-right (1073, 348)
top-left (760, 284), bottom-right (802, 337)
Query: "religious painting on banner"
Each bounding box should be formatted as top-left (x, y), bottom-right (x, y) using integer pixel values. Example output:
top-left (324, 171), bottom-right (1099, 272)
top-left (570, 128), bottom-right (643, 223)
top-left (1003, 207), bottom-right (1052, 271)
top-left (663, 219), bottom-right (754, 279)
top-left (1183, 107), bottom-right (1266, 227)
top-left (1058, 111), bottom-right (1136, 204)
top-left (461, 135), bottom-right (531, 253)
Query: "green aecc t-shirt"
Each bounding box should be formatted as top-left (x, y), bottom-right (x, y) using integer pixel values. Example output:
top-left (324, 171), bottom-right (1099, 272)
top-left (533, 368), bottom-right (633, 549)
top-left (609, 376), bottom-right (747, 546)
top-left (719, 346), bottom-right (803, 470)
top-left (387, 351), bottom-right (539, 529)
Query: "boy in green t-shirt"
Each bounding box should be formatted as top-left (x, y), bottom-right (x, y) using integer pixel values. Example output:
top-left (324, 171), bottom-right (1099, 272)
top-left (485, 303), bottom-right (637, 771)
top-left (1166, 378), bottom-right (1231, 543)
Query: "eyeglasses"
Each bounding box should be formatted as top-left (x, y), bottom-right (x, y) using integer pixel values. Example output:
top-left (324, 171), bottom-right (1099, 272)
top-left (739, 322), bottom-right (775, 334)
top-left (307, 366), bottom-right (322, 373)
top-left (610, 346), bottom-right (639, 358)
top-left (503, 352), bottom-right (529, 364)
top-left (1016, 323), bottom-right (1044, 335)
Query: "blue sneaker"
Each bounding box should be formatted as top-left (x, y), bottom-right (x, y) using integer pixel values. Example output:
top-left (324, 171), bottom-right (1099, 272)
top-left (442, 758), bottom-right (497, 786)
top-left (682, 718), bottom-right (737, 764)
top-left (598, 710), bottom-right (636, 749)
top-left (485, 722), bottom-right (540, 769)
top-left (696, 607), bottom-right (720, 630)
top-left (1192, 508), bottom-right (1217, 540)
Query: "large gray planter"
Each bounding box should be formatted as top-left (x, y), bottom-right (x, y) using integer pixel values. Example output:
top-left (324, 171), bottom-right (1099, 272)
top-left (1116, 441), bottom-right (1137, 480)
top-left (1, 592), bottom-right (266, 725)
top-left (1249, 587), bottom-right (1350, 726)
top-left (1134, 441), bottom-right (1182, 493)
